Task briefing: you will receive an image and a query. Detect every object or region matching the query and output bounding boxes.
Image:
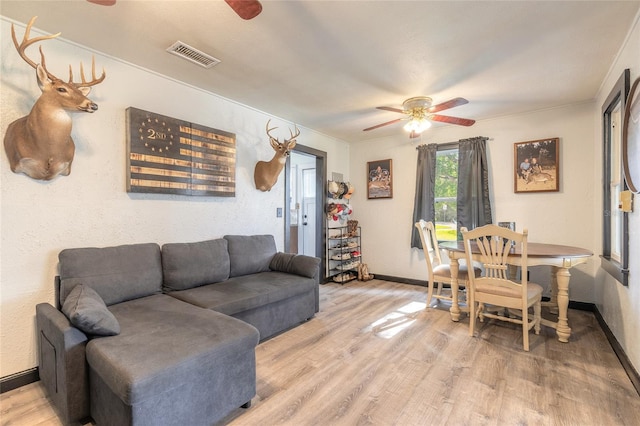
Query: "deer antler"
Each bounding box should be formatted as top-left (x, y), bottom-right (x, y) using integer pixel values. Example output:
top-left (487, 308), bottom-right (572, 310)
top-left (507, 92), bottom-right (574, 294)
top-left (11, 16), bottom-right (61, 80)
top-left (12, 16), bottom-right (106, 87)
top-left (266, 119), bottom-right (279, 140)
top-left (288, 126), bottom-right (301, 141)
top-left (69, 58), bottom-right (106, 87)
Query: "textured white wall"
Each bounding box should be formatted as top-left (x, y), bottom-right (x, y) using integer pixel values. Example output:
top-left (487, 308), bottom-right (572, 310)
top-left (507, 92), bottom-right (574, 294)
top-left (0, 18), bottom-right (350, 377)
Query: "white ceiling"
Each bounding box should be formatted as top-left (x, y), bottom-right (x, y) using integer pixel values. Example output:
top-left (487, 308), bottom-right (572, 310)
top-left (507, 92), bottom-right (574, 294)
top-left (2, 1), bottom-right (639, 142)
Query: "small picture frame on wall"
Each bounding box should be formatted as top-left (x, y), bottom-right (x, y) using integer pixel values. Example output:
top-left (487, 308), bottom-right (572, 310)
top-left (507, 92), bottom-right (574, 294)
top-left (367, 159), bottom-right (393, 199)
top-left (514, 138), bottom-right (559, 193)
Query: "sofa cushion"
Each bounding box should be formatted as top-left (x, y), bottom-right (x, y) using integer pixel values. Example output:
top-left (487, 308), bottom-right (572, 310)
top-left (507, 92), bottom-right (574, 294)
top-left (86, 294), bottom-right (259, 405)
top-left (224, 235), bottom-right (277, 277)
top-left (269, 252), bottom-right (321, 278)
top-left (59, 243), bottom-right (163, 307)
top-left (162, 239), bottom-right (230, 291)
top-left (167, 271), bottom-right (316, 316)
top-left (62, 284), bottom-right (120, 336)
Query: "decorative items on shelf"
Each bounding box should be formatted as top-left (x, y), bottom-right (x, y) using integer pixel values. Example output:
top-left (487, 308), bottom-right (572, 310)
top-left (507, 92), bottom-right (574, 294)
top-left (327, 180), bottom-right (354, 222)
top-left (326, 202), bottom-right (352, 221)
top-left (332, 272), bottom-right (356, 283)
top-left (346, 219), bottom-right (358, 237)
top-left (326, 179), bottom-right (361, 283)
top-left (327, 225), bottom-right (362, 284)
top-left (328, 180), bottom-right (354, 199)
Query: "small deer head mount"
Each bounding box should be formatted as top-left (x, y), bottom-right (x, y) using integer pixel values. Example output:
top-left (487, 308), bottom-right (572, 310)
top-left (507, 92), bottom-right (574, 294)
top-left (3, 16), bottom-right (106, 181)
top-left (254, 119), bottom-right (300, 191)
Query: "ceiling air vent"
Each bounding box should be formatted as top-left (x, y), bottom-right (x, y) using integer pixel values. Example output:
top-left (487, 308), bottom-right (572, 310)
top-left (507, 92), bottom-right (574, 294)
top-left (166, 41), bottom-right (221, 69)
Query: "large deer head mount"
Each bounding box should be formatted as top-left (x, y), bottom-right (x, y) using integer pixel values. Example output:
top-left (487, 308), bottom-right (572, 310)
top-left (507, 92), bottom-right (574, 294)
top-left (254, 120), bottom-right (300, 192)
top-left (3, 16), bottom-right (106, 181)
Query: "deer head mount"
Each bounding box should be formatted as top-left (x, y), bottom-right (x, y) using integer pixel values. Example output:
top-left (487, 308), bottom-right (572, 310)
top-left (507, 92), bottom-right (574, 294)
top-left (3, 16), bottom-right (106, 181)
top-left (254, 120), bottom-right (300, 192)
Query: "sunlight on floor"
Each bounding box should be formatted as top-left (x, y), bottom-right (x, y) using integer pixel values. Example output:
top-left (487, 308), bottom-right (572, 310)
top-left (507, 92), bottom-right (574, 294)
top-left (366, 301), bottom-right (426, 339)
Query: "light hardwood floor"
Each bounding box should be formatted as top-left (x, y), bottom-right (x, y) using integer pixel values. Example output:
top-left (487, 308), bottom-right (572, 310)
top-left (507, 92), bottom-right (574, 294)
top-left (2, 280), bottom-right (639, 425)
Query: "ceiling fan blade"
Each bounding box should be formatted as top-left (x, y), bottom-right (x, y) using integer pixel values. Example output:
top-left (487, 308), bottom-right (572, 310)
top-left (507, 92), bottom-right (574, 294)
top-left (376, 106), bottom-right (404, 114)
top-left (427, 97), bottom-right (468, 113)
top-left (87, 0), bottom-right (116, 5)
top-left (363, 118), bottom-right (403, 132)
top-left (225, 0), bottom-right (263, 20)
top-left (429, 114), bottom-right (476, 127)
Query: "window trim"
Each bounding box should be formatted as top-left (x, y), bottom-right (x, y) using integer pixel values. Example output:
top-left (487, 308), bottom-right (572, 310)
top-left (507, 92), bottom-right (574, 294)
top-left (601, 69), bottom-right (630, 286)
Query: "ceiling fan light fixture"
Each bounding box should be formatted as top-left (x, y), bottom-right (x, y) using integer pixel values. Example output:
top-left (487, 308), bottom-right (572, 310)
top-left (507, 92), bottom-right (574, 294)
top-left (404, 118), bottom-right (432, 133)
top-left (402, 96), bottom-right (432, 110)
top-left (364, 95), bottom-right (474, 135)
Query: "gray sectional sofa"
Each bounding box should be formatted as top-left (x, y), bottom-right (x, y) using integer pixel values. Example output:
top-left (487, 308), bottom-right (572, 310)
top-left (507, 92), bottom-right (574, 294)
top-left (36, 234), bottom-right (320, 426)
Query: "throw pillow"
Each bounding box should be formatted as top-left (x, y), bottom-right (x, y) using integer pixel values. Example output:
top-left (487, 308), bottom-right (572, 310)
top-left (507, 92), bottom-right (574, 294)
top-left (289, 254), bottom-right (321, 278)
top-left (269, 252), bottom-right (295, 272)
top-left (224, 235), bottom-right (277, 277)
top-left (161, 239), bottom-right (230, 291)
top-left (270, 252), bottom-right (320, 278)
top-left (62, 284), bottom-right (120, 336)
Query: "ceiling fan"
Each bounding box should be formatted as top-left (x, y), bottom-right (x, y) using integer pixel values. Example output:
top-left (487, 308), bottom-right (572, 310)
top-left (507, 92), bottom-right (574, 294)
top-left (87, 0), bottom-right (263, 20)
top-left (363, 96), bottom-right (476, 138)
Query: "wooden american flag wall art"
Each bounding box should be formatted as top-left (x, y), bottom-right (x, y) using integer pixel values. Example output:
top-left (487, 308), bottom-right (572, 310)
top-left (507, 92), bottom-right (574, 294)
top-left (126, 107), bottom-right (236, 196)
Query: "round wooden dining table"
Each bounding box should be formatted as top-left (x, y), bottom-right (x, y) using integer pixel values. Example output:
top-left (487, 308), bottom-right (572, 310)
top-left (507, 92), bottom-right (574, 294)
top-left (440, 241), bottom-right (593, 342)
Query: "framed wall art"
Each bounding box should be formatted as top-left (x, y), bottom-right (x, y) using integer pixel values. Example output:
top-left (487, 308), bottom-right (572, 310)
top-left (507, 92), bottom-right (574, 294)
top-left (514, 138), bottom-right (559, 193)
top-left (126, 107), bottom-right (236, 197)
top-left (367, 159), bottom-right (393, 199)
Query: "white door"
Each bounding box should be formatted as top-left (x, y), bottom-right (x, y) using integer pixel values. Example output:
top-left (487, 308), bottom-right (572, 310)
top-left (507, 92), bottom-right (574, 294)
top-left (300, 167), bottom-right (316, 256)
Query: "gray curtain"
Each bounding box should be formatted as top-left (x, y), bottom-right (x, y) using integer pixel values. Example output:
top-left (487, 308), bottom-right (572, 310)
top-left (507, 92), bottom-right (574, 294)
top-left (410, 144), bottom-right (437, 248)
top-left (457, 137), bottom-right (493, 236)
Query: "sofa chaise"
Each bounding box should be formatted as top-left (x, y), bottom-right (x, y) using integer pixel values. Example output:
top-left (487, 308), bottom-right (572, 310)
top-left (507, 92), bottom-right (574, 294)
top-left (35, 234), bottom-right (320, 425)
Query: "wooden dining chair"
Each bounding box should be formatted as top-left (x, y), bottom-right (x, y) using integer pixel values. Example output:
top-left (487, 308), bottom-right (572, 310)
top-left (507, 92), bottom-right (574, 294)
top-left (414, 220), bottom-right (480, 307)
top-left (461, 224), bottom-right (542, 351)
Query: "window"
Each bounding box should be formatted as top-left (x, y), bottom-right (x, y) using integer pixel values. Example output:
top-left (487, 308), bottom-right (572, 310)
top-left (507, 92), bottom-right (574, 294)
top-left (434, 147), bottom-right (458, 241)
top-left (411, 137), bottom-right (491, 249)
top-left (602, 69), bottom-right (630, 286)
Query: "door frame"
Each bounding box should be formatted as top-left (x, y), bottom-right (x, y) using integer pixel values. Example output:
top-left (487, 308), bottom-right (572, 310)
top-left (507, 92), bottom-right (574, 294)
top-left (285, 144), bottom-right (327, 283)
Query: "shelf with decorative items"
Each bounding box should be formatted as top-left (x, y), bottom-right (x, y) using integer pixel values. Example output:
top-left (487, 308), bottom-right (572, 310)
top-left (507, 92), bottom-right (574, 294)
top-left (327, 223), bottom-right (361, 284)
top-left (326, 179), bottom-right (356, 283)
top-left (325, 179), bottom-right (372, 283)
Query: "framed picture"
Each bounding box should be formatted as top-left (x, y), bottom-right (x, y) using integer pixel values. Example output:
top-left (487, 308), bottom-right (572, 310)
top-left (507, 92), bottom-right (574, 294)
top-left (514, 138), bottom-right (559, 193)
top-left (367, 159), bottom-right (393, 199)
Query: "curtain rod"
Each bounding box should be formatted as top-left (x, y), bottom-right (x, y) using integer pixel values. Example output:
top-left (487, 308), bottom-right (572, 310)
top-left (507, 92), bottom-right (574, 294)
top-left (416, 136), bottom-right (493, 150)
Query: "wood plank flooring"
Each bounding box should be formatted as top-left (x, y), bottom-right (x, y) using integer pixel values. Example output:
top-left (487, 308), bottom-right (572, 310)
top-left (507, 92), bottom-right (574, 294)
top-left (2, 279), bottom-right (638, 425)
